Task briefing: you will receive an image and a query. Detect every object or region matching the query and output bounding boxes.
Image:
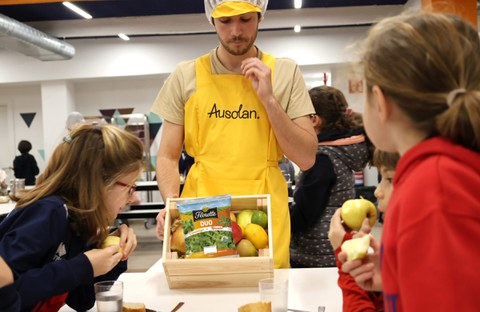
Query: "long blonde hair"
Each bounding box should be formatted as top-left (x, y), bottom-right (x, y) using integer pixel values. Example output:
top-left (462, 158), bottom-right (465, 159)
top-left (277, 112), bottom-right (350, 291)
top-left (16, 124), bottom-right (145, 244)
top-left (362, 12), bottom-right (480, 151)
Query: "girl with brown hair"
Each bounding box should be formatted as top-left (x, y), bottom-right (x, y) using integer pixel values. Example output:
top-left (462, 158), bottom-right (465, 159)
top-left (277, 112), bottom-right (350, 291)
top-left (0, 124), bottom-right (144, 311)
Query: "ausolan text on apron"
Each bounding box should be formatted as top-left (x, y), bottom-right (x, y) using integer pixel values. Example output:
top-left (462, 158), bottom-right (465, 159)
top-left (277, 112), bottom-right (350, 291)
top-left (207, 103), bottom-right (260, 119)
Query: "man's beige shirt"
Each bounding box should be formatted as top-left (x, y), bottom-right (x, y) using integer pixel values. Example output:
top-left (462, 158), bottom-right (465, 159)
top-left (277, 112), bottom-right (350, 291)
top-left (151, 48), bottom-right (314, 124)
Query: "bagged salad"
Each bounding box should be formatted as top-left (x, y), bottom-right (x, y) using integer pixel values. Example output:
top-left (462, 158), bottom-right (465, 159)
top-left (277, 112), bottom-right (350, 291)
top-left (177, 194), bottom-right (238, 259)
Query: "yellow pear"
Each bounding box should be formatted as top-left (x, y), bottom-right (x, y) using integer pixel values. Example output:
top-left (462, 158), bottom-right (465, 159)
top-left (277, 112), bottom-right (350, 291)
top-left (340, 197), bottom-right (377, 231)
top-left (236, 210), bottom-right (254, 229)
top-left (236, 239), bottom-right (258, 257)
top-left (101, 235), bottom-right (124, 254)
top-left (341, 235), bottom-right (371, 261)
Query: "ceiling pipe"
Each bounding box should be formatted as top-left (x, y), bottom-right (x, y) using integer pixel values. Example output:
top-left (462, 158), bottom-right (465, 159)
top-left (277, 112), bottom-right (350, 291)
top-left (0, 13), bottom-right (75, 61)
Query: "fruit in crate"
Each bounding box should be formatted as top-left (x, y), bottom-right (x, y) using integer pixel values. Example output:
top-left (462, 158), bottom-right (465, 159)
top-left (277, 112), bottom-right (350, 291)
top-left (244, 223), bottom-right (268, 249)
top-left (170, 218), bottom-right (186, 254)
top-left (231, 221), bottom-right (243, 244)
top-left (236, 239), bottom-right (258, 257)
top-left (238, 301), bottom-right (271, 312)
top-left (251, 210), bottom-right (268, 229)
top-left (340, 197), bottom-right (377, 231)
top-left (341, 234), bottom-right (371, 261)
top-left (101, 236), bottom-right (124, 254)
top-left (236, 209), bottom-right (254, 228)
top-left (230, 211), bottom-right (237, 223)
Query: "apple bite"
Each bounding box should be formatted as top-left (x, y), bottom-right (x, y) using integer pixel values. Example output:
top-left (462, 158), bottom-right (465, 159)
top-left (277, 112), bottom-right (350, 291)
top-left (341, 234), bottom-right (371, 261)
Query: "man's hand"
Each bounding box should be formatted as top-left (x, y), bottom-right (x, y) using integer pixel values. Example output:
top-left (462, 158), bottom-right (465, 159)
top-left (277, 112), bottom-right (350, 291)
top-left (156, 209), bottom-right (167, 240)
top-left (241, 57), bottom-right (274, 105)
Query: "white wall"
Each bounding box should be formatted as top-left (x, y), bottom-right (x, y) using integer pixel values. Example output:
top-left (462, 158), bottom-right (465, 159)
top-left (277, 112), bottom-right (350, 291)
top-left (0, 26), bottom-right (369, 84)
top-left (0, 85), bottom-right (44, 170)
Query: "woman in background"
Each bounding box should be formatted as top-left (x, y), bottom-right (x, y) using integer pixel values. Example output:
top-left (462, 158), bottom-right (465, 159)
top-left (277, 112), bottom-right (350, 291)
top-left (290, 86), bottom-right (370, 267)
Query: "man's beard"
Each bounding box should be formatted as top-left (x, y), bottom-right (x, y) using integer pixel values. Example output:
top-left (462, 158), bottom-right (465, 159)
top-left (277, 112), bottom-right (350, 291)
top-left (219, 33), bottom-right (257, 56)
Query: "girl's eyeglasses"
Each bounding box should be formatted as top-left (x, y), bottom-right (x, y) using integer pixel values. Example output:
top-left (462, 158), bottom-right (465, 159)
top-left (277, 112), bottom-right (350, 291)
top-left (115, 181), bottom-right (136, 197)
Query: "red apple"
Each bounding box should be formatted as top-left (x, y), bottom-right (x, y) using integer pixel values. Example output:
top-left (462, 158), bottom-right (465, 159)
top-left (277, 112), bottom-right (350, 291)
top-left (231, 221), bottom-right (243, 245)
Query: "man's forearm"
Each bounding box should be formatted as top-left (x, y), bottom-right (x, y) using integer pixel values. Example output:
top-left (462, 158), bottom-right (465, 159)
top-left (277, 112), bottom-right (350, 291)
top-left (156, 157), bottom-right (181, 201)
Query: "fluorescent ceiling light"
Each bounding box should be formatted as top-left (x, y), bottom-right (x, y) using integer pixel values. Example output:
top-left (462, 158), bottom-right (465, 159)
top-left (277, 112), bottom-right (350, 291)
top-left (118, 33), bottom-right (130, 41)
top-left (294, 25), bottom-right (301, 33)
top-left (294, 0), bottom-right (302, 9)
top-left (62, 2), bottom-right (92, 19)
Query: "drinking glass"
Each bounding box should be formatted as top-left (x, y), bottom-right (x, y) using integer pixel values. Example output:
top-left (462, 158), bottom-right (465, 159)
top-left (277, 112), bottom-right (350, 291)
top-left (259, 277), bottom-right (288, 312)
top-left (94, 280), bottom-right (123, 312)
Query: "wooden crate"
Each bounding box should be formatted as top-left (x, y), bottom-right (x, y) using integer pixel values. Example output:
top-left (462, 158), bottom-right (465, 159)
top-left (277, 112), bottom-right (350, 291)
top-left (162, 194), bottom-right (273, 289)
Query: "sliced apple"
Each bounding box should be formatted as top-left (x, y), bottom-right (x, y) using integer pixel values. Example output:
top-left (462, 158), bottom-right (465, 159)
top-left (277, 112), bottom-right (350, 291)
top-left (341, 234), bottom-right (371, 261)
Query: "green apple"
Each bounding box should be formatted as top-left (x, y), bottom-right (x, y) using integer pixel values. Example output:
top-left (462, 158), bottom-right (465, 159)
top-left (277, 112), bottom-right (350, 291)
top-left (341, 234), bottom-right (371, 261)
top-left (340, 197), bottom-right (377, 231)
top-left (251, 210), bottom-right (268, 229)
top-left (236, 209), bottom-right (254, 229)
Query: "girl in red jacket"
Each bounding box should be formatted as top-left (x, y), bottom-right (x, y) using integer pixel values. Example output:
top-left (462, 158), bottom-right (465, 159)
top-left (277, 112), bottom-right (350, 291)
top-left (340, 12), bottom-right (480, 312)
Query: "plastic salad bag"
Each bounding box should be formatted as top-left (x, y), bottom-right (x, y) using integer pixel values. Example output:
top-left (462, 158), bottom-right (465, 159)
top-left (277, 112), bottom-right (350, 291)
top-left (177, 194), bottom-right (238, 258)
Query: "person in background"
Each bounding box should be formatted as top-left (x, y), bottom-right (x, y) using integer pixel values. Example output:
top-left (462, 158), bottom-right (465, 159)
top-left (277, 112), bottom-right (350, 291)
top-left (0, 124), bottom-right (143, 311)
top-left (329, 150), bottom-right (399, 312)
top-left (290, 86), bottom-right (370, 268)
top-left (151, 0), bottom-right (317, 268)
top-left (13, 140), bottom-right (39, 186)
top-left (0, 256), bottom-right (20, 312)
top-left (340, 13), bottom-right (480, 312)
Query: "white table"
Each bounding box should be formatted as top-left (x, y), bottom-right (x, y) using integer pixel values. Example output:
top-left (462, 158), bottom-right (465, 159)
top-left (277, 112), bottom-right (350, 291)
top-left (61, 259), bottom-right (342, 312)
top-left (0, 202), bottom-right (16, 216)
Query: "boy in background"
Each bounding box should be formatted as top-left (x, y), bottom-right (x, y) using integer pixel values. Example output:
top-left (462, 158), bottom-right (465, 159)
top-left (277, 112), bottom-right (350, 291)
top-left (329, 150), bottom-right (399, 311)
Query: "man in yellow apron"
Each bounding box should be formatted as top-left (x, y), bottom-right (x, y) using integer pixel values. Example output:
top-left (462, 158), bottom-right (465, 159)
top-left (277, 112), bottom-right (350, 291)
top-left (151, 0), bottom-right (317, 268)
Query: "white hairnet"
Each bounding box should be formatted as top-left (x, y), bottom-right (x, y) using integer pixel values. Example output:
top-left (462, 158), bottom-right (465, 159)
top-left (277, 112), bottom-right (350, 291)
top-left (204, 0), bottom-right (268, 25)
top-left (66, 111), bottom-right (85, 130)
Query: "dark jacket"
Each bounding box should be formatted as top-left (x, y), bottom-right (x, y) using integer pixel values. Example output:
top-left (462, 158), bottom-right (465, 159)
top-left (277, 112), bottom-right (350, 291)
top-left (0, 195), bottom-right (126, 311)
top-left (0, 283), bottom-right (20, 312)
top-left (290, 128), bottom-right (370, 267)
top-left (13, 154), bottom-right (39, 186)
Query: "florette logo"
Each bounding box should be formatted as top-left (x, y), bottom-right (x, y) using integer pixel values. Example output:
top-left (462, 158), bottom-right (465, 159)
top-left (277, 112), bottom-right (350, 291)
top-left (207, 103), bottom-right (259, 119)
top-left (193, 207), bottom-right (218, 221)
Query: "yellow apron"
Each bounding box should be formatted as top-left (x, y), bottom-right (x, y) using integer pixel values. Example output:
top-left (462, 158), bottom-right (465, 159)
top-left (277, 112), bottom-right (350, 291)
top-left (182, 52), bottom-right (290, 268)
